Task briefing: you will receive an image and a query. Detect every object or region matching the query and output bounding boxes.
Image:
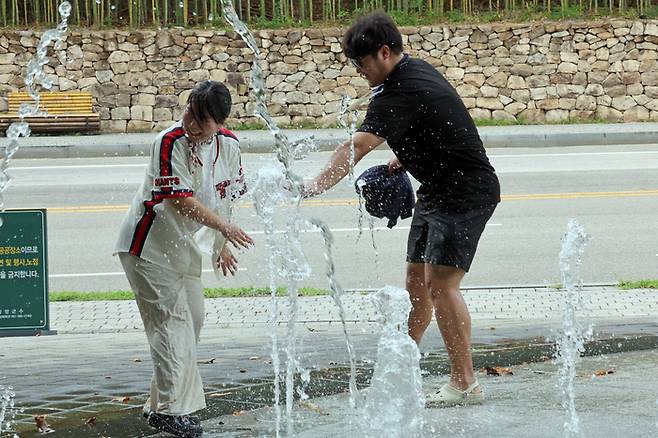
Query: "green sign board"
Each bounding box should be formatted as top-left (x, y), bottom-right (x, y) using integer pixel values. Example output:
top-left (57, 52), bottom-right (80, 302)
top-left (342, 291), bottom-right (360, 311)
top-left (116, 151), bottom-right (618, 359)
top-left (0, 209), bottom-right (49, 333)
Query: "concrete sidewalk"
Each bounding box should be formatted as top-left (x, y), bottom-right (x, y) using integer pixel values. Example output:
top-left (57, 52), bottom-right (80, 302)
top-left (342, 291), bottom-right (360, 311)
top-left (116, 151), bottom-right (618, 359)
top-left (1, 285), bottom-right (657, 436)
top-left (4, 123), bottom-right (658, 158)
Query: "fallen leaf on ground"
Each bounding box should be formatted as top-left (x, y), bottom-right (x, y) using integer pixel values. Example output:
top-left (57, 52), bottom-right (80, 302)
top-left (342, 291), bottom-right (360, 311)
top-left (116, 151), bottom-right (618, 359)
top-left (85, 416), bottom-right (97, 427)
top-left (133, 358), bottom-right (142, 362)
top-left (239, 369), bottom-right (247, 373)
top-left (35, 415), bottom-right (54, 434)
top-left (298, 400), bottom-right (329, 416)
top-left (198, 358), bottom-right (216, 364)
top-left (482, 366), bottom-right (514, 376)
top-left (594, 369), bottom-right (615, 376)
top-left (489, 327), bottom-right (496, 330)
top-left (111, 396), bottom-right (131, 403)
top-left (232, 410), bottom-right (247, 416)
top-left (104, 375), bottom-right (112, 379)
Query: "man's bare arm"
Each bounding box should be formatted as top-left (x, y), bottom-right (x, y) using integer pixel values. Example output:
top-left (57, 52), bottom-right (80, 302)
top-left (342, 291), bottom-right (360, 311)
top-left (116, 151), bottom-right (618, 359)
top-left (303, 131), bottom-right (385, 197)
top-left (167, 197), bottom-right (253, 248)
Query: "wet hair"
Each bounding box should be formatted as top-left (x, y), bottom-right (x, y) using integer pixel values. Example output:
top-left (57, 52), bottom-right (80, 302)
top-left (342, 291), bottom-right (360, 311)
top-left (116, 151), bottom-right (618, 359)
top-left (342, 11), bottom-right (403, 60)
top-left (187, 80), bottom-right (232, 125)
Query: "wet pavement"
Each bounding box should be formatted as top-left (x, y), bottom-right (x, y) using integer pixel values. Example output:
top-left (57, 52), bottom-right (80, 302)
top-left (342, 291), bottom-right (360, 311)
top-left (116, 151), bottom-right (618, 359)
top-left (206, 349), bottom-right (658, 437)
top-left (1, 285), bottom-right (657, 437)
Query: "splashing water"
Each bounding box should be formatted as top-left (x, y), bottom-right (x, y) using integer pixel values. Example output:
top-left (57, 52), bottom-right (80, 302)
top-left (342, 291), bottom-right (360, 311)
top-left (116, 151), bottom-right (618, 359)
top-left (251, 163), bottom-right (298, 435)
top-left (308, 219), bottom-right (363, 408)
top-left (0, 1), bottom-right (71, 226)
top-left (556, 219), bottom-right (590, 438)
top-left (338, 94), bottom-right (358, 183)
top-left (220, 2), bottom-right (361, 434)
top-left (362, 286), bottom-right (425, 437)
top-left (0, 386), bottom-right (19, 437)
top-left (0, 5), bottom-right (70, 433)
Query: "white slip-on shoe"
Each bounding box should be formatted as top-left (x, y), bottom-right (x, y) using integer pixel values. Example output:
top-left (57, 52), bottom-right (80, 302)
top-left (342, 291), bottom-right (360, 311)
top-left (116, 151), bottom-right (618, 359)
top-left (425, 380), bottom-right (484, 408)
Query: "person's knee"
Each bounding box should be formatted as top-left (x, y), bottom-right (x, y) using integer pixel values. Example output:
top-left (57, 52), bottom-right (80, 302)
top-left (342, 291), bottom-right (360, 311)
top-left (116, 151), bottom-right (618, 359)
top-left (406, 263), bottom-right (425, 288)
top-left (429, 281), bottom-right (461, 302)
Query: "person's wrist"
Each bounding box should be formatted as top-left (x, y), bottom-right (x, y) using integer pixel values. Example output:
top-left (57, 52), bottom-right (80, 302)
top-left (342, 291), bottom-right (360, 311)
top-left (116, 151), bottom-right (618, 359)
top-left (302, 183), bottom-right (316, 198)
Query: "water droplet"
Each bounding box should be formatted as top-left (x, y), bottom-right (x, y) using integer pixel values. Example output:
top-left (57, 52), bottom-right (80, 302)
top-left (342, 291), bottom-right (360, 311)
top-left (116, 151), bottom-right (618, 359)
top-left (59, 1), bottom-right (72, 17)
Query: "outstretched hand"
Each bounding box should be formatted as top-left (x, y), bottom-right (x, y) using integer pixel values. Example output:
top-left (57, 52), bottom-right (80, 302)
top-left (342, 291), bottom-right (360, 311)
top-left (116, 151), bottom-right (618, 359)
top-left (220, 221), bottom-right (254, 249)
top-left (217, 245), bottom-right (239, 276)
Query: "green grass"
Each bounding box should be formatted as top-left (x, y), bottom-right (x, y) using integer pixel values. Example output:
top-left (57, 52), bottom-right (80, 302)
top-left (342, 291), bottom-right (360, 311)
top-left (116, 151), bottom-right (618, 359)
top-left (618, 280), bottom-right (658, 290)
top-left (50, 287), bottom-right (330, 302)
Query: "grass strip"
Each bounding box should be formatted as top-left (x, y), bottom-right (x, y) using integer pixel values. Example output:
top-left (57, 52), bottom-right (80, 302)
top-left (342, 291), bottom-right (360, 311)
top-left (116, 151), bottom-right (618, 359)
top-left (618, 279), bottom-right (658, 290)
top-left (50, 287), bottom-right (330, 302)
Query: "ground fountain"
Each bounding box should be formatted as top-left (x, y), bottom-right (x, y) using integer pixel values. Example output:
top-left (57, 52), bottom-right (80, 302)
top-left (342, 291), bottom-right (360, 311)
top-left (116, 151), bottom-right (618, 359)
top-left (0, 386), bottom-right (18, 437)
top-left (0, 2), bottom-right (71, 435)
top-left (361, 286), bottom-right (425, 438)
top-left (219, 1), bottom-right (361, 435)
top-left (555, 219), bottom-right (591, 438)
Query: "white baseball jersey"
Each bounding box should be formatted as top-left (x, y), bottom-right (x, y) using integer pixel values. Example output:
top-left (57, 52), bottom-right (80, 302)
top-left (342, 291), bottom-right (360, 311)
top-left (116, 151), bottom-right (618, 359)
top-left (115, 122), bottom-right (246, 277)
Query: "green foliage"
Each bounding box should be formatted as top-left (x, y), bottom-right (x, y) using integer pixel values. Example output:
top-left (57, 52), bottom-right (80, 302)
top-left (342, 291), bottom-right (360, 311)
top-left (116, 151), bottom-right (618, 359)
top-left (4, 0), bottom-right (657, 29)
top-left (50, 287), bottom-right (331, 301)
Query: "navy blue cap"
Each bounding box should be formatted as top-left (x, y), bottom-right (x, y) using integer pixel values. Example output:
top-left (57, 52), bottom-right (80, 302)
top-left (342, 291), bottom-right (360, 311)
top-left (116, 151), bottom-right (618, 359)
top-left (355, 165), bottom-right (415, 228)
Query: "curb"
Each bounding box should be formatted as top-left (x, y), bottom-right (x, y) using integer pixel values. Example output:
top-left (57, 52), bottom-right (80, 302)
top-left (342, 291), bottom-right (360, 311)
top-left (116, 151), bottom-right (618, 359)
top-left (3, 123), bottom-right (658, 158)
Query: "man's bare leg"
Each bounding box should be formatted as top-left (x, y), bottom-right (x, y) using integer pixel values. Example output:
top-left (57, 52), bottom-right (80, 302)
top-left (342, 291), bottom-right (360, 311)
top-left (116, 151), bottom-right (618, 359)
top-left (425, 264), bottom-right (479, 392)
top-left (406, 262), bottom-right (433, 344)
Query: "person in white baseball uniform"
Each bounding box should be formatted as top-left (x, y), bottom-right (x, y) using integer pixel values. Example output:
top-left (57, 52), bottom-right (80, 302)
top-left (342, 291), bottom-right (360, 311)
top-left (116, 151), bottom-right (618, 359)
top-left (115, 81), bottom-right (254, 438)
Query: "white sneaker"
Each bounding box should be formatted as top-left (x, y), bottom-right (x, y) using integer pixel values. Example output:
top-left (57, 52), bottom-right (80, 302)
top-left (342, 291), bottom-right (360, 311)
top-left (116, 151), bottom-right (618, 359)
top-left (425, 380), bottom-right (484, 408)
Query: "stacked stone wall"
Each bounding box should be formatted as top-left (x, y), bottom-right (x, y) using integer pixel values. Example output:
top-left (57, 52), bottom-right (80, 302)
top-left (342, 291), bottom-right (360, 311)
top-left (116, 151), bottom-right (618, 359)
top-left (1, 20), bottom-right (657, 132)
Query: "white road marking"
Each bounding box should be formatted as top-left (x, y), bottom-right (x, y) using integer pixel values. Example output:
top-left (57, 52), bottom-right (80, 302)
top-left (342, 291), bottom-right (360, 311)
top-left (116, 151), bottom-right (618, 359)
top-left (246, 223), bottom-right (501, 235)
top-left (10, 164), bottom-right (147, 171)
top-left (50, 268), bottom-right (247, 278)
top-left (49, 223), bottom-right (501, 279)
top-left (493, 151), bottom-right (658, 158)
top-left (10, 150), bottom-right (658, 171)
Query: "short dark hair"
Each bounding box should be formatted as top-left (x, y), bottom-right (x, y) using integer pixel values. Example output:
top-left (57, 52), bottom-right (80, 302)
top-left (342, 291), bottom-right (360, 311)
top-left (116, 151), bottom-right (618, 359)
top-left (187, 80), bottom-right (232, 125)
top-left (342, 11), bottom-right (403, 59)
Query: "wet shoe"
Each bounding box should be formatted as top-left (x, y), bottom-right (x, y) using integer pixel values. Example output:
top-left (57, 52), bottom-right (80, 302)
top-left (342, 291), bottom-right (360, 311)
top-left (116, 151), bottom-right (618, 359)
top-left (147, 412), bottom-right (203, 437)
top-left (143, 411), bottom-right (200, 424)
top-left (425, 380), bottom-right (484, 407)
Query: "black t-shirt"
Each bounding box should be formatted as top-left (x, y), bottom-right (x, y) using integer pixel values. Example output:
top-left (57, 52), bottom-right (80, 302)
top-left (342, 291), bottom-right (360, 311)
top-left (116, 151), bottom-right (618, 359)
top-left (358, 54), bottom-right (500, 212)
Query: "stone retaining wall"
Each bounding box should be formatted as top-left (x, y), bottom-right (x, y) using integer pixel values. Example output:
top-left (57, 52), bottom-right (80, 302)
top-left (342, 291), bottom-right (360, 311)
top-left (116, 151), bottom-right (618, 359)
top-left (1, 20), bottom-right (658, 132)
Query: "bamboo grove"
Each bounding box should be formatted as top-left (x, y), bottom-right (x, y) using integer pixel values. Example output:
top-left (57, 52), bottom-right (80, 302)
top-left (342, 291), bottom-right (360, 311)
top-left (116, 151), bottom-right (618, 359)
top-left (0, 0), bottom-right (655, 28)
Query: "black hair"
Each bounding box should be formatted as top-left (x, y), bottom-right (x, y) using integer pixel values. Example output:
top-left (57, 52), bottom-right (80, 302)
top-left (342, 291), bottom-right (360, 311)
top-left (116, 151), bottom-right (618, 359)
top-left (187, 80), bottom-right (232, 125)
top-left (342, 11), bottom-right (403, 59)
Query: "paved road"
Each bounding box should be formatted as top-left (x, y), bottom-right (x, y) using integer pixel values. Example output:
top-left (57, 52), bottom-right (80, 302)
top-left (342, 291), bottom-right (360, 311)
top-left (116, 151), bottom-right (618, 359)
top-left (3, 144), bottom-right (658, 291)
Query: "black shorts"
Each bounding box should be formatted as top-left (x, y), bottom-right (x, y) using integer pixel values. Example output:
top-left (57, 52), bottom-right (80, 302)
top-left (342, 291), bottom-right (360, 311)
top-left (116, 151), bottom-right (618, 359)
top-left (406, 201), bottom-right (497, 272)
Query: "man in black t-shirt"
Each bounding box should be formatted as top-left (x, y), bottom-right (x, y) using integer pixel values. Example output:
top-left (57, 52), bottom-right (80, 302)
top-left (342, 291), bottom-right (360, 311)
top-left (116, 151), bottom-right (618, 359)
top-left (302, 12), bottom-right (500, 407)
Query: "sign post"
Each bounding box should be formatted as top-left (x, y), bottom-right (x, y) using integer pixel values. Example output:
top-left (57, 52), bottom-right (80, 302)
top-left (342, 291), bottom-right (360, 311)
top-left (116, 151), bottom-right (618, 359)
top-left (0, 209), bottom-right (54, 336)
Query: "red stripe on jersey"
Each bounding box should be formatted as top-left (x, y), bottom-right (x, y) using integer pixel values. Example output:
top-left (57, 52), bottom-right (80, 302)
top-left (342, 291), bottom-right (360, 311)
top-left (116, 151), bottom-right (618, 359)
top-left (218, 127), bottom-right (238, 141)
top-left (160, 127), bottom-right (185, 177)
top-left (128, 189), bottom-right (193, 257)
